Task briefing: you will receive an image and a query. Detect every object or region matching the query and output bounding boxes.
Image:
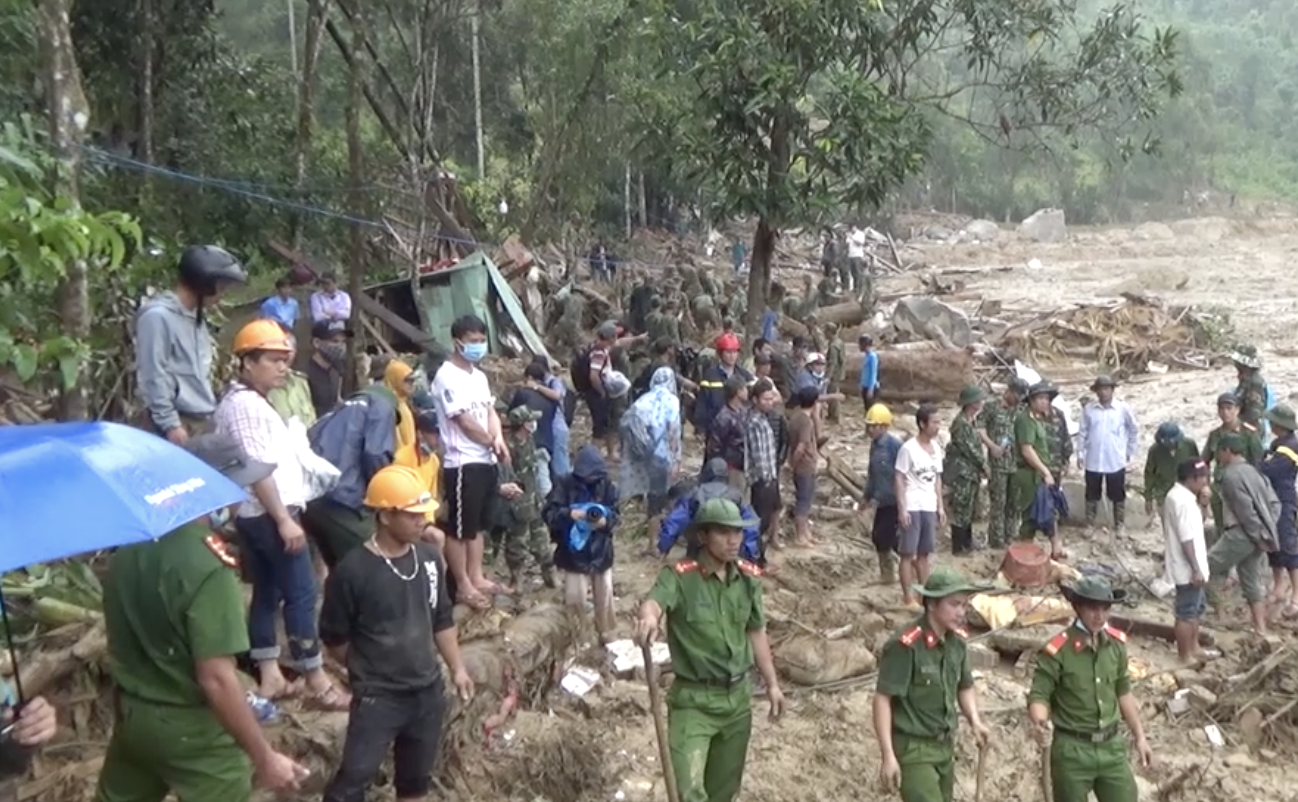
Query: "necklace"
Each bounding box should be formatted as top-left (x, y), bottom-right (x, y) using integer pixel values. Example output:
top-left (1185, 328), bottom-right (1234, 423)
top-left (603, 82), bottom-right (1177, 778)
top-left (368, 536), bottom-right (418, 581)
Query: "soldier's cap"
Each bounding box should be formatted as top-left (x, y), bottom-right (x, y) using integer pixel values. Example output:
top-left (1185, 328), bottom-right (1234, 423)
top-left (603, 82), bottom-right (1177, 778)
top-left (415, 410), bottom-right (440, 434)
top-left (686, 498), bottom-right (758, 536)
top-left (911, 566), bottom-right (990, 599)
top-left (596, 321), bottom-right (619, 340)
top-left (184, 432), bottom-right (275, 489)
top-left (1216, 391), bottom-right (1240, 408)
top-left (1027, 381), bottom-right (1059, 400)
top-left (1217, 432), bottom-right (1249, 454)
top-left (507, 405), bottom-right (542, 427)
top-left (1230, 344), bottom-right (1262, 370)
top-left (1267, 404), bottom-right (1298, 432)
top-left (1062, 575), bottom-right (1128, 606)
top-left (957, 384), bottom-right (986, 407)
top-left (1006, 378), bottom-right (1030, 397)
top-left (312, 319), bottom-right (353, 339)
top-left (1154, 421), bottom-right (1182, 444)
top-left (1090, 375), bottom-right (1117, 390)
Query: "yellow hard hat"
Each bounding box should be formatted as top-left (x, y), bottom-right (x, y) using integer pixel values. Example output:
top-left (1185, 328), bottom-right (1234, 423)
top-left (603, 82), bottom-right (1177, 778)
top-left (864, 403), bottom-right (893, 426)
top-left (232, 319), bottom-right (295, 355)
top-left (364, 465), bottom-right (438, 514)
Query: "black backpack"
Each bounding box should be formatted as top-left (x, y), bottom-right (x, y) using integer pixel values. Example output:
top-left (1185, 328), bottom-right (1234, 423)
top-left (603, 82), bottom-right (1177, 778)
top-left (570, 346), bottom-right (594, 393)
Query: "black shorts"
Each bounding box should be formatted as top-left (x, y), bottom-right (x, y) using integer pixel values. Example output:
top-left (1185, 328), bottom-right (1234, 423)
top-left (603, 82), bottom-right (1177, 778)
top-left (751, 479), bottom-right (781, 528)
top-left (872, 504), bottom-right (900, 553)
top-left (442, 462), bottom-right (499, 540)
top-left (586, 392), bottom-right (613, 438)
top-left (324, 683), bottom-right (446, 802)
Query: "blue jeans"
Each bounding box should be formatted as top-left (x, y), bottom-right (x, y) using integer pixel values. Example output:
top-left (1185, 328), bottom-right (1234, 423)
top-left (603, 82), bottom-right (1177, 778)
top-left (236, 511), bottom-right (323, 671)
top-left (550, 422), bottom-right (572, 479)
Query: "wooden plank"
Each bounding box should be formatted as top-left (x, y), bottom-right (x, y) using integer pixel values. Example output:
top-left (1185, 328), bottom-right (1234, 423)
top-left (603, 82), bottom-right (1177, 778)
top-left (354, 292), bottom-right (442, 355)
top-left (359, 313), bottom-right (398, 355)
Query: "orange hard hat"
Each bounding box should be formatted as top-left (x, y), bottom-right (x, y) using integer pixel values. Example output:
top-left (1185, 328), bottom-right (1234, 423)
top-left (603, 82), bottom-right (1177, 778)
top-left (232, 319), bottom-right (295, 355)
top-left (715, 332), bottom-right (741, 352)
top-left (364, 465), bottom-right (438, 514)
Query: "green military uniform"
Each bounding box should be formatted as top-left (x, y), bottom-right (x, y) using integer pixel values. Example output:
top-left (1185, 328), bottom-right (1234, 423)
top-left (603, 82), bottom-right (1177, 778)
top-left (1143, 425), bottom-right (1199, 512)
top-left (978, 386), bottom-right (1024, 547)
top-left (496, 406), bottom-right (555, 587)
top-left (97, 521), bottom-right (254, 802)
top-left (648, 302), bottom-right (682, 345)
top-left (1230, 345), bottom-right (1268, 431)
top-left (1046, 407), bottom-right (1074, 478)
top-left (824, 324), bottom-right (846, 423)
top-left (1029, 577), bottom-right (1139, 802)
top-left (692, 294), bottom-right (720, 333)
top-left (1203, 414), bottom-right (1263, 537)
top-left (945, 386), bottom-right (988, 550)
top-left (1013, 398), bottom-right (1055, 540)
top-left (645, 500), bottom-right (765, 802)
top-left (876, 568), bottom-right (989, 802)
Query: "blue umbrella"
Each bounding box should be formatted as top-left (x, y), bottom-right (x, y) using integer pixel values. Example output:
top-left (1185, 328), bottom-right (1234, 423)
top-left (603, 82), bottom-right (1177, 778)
top-left (0, 422), bottom-right (249, 705)
top-left (0, 422), bottom-right (249, 572)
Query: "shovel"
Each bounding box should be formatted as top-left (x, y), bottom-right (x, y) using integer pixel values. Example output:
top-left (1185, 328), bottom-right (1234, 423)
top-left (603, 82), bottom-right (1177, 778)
top-left (642, 639), bottom-right (681, 802)
top-left (1039, 742), bottom-right (1053, 802)
top-left (974, 741), bottom-right (987, 802)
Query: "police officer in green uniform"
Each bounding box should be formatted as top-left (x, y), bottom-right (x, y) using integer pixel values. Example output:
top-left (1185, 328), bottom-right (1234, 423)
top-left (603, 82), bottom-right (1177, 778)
top-left (634, 498), bottom-right (785, 802)
top-left (1203, 391), bottom-right (1264, 539)
top-left (1027, 576), bottom-right (1152, 802)
top-left (497, 404), bottom-right (556, 590)
top-left (96, 433), bottom-right (308, 802)
top-left (873, 567), bottom-right (992, 802)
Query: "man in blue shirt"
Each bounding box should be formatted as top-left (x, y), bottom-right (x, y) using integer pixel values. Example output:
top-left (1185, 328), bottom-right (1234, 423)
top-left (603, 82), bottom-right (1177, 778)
top-left (864, 403), bottom-right (904, 583)
top-left (859, 333), bottom-right (880, 411)
top-left (259, 278), bottom-right (299, 330)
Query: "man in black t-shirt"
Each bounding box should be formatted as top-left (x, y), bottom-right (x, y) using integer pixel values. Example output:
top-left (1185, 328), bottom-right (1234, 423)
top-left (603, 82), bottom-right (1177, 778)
top-left (306, 319), bottom-right (350, 418)
top-left (319, 465), bottom-right (475, 802)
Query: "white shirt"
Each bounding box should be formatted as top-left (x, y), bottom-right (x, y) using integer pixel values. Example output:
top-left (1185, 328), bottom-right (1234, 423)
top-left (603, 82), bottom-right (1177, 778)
top-left (847, 229), bottom-right (867, 259)
top-left (895, 437), bottom-right (944, 512)
top-left (213, 383), bottom-right (307, 517)
top-left (431, 361), bottom-right (496, 468)
top-left (1161, 483), bottom-right (1209, 585)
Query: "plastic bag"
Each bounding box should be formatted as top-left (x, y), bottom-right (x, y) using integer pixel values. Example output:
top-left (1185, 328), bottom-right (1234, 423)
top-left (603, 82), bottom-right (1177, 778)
top-left (287, 417), bottom-right (341, 502)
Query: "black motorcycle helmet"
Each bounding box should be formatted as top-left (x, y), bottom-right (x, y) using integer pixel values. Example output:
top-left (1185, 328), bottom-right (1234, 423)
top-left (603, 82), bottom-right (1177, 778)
top-left (178, 245), bottom-right (248, 298)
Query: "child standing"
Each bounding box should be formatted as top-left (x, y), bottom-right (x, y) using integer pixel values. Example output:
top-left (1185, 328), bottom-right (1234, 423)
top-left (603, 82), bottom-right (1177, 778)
top-left (787, 386), bottom-right (821, 547)
top-left (495, 405), bottom-right (556, 591)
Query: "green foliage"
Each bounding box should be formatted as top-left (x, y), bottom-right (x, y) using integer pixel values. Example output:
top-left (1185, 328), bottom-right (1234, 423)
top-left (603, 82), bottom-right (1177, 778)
top-left (0, 122), bottom-right (140, 390)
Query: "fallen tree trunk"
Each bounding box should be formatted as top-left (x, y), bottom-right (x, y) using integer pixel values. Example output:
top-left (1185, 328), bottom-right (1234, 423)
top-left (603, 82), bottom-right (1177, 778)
top-left (844, 347), bottom-right (975, 402)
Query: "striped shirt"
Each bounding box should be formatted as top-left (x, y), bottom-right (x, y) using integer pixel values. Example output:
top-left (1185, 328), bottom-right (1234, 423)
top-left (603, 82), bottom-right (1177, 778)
top-left (214, 382), bottom-right (307, 516)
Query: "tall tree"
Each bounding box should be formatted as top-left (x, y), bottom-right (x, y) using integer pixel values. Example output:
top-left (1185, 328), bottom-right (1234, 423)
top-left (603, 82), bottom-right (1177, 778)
top-left (640, 0), bottom-right (1181, 337)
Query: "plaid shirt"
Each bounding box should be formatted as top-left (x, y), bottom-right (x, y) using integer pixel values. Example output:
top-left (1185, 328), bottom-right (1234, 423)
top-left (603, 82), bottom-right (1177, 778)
top-left (744, 408), bottom-right (779, 484)
top-left (214, 381), bottom-right (307, 516)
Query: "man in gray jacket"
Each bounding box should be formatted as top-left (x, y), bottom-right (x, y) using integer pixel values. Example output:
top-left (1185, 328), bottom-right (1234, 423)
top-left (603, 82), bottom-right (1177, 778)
top-left (135, 246), bottom-right (247, 444)
top-left (1210, 432), bottom-right (1281, 635)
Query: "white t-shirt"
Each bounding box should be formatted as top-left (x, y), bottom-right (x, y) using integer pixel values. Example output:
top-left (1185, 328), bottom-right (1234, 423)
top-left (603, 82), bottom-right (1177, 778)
top-left (847, 229), bottom-right (867, 259)
top-left (895, 437), bottom-right (944, 512)
top-left (1161, 483), bottom-right (1209, 585)
top-left (431, 361), bottom-right (496, 468)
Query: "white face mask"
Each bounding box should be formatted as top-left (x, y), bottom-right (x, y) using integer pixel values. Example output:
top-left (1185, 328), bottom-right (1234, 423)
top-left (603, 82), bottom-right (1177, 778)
top-left (524, 421), bottom-right (538, 434)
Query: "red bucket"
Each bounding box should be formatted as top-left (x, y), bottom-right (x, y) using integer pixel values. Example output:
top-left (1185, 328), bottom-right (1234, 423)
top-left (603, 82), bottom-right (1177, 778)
top-left (1001, 542), bottom-right (1052, 588)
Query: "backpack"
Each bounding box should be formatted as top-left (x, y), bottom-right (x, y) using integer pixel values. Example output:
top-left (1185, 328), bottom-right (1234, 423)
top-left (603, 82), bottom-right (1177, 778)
top-left (570, 346), bottom-right (594, 394)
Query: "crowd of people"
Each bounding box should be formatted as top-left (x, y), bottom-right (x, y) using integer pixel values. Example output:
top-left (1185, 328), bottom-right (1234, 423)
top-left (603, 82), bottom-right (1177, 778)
top-left (4, 240), bottom-right (1286, 802)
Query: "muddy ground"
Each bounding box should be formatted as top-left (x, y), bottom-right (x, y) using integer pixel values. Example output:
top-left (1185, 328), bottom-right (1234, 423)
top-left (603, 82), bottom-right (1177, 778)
top-left (30, 213), bottom-right (1298, 802)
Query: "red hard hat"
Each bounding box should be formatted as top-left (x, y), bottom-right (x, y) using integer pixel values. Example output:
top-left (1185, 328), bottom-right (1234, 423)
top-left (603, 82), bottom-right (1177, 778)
top-left (715, 333), bottom-right (741, 352)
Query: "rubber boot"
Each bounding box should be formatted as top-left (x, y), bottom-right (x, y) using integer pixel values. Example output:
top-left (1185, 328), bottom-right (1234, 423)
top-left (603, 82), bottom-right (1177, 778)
top-left (1084, 501), bottom-right (1099, 533)
top-left (1113, 501), bottom-right (1127, 538)
top-left (878, 551), bottom-right (897, 584)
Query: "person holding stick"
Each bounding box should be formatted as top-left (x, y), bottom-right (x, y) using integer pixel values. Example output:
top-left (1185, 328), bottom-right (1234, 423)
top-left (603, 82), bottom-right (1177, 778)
top-left (872, 567), bottom-right (992, 801)
top-left (1027, 576), bottom-right (1152, 802)
top-left (634, 498), bottom-right (785, 802)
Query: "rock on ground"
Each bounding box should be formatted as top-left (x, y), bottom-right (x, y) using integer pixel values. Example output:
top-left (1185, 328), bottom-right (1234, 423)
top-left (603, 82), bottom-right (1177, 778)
top-left (1018, 208), bottom-right (1068, 243)
top-left (892, 296), bottom-right (975, 348)
top-left (963, 219), bottom-right (1000, 242)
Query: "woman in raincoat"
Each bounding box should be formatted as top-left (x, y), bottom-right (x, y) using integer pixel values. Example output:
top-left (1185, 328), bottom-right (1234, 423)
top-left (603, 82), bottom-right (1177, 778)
top-left (544, 445), bottom-right (620, 639)
top-left (618, 367), bottom-right (682, 549)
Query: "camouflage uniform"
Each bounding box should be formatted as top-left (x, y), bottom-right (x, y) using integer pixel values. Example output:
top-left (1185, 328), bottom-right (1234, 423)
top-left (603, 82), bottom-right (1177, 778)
top-left (807, 316), bottom-right (828, 355)
top-left (646, 299), bottom-right (680, 345)
top-left (978, 399), bottom-right (1021, 546)
top-left (816, 277), bottom-right (836, 309)
top-left (692, 294), bottom-right (720, 333)
top-left (1045, 408), bottom-right (1074, 478)
top-left (798, 276), bottom-right (819, 319)
top-left (944, 411), bottom-right (987, 551)
top-left (1236, 372), bottom-right (1268, 432)
top-left (496, 406), bottom-right (555, 588)
top-left (824, 324), bottom-right (845, 423)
